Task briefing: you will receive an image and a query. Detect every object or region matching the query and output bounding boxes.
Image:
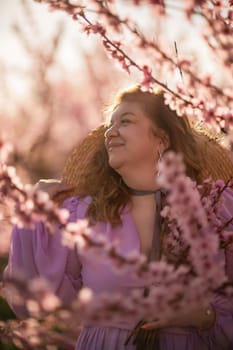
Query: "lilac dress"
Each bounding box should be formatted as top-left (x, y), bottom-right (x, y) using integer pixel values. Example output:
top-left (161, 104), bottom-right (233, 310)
top-left (5, 190), bottom-right (233, 350)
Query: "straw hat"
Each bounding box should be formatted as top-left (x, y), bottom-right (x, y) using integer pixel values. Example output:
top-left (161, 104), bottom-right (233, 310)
top-left (198, 134), bottom-right (233, 183)
top-left (62, 124), bottom-right (106, 193)
top-left (61, 125), bottom-right (233, 195)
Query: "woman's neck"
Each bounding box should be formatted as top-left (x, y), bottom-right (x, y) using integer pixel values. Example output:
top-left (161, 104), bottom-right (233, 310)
top-left (120, 166), bottom-right (159, 192)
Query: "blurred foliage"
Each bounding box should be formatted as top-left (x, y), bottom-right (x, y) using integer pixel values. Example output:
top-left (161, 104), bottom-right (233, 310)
top-left (0, 341), bottom-right (19, 350)
top-left (0, 256), bottom-right (19, 349)
top-left (0, 0), bottom-right (132, 184)
top-left (0, 1), bottom-right (132, 348)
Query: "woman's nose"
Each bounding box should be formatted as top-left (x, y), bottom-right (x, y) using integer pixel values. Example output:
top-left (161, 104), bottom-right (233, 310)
top-left (104, 123), bottom-right (119, 139)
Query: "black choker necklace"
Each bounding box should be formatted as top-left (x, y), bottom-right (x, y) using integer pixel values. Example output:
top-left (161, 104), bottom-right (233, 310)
top-left (126, 186), bottom-right (160, 196)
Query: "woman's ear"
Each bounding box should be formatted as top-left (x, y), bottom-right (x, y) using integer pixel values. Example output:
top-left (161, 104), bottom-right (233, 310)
top-left (159, 132), bottom-right (170, 152)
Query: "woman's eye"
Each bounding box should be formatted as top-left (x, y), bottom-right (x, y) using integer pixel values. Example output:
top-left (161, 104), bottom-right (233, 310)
top-left (121, 119), bottom-right (130, 124)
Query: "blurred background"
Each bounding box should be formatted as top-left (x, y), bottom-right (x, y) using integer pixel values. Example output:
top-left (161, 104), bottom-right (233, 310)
top-left (1, 1), bottom-right (230, 348)
top-left (0, 0), bottom-right (134, 184)
top-left (0, 0), bottom-right (213, 183)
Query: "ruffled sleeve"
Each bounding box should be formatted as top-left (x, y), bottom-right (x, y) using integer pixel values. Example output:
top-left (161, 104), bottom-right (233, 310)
top-left (198, 187), bottom-right (233, 349)
top-left (4, 196), bottom-right (86, 318)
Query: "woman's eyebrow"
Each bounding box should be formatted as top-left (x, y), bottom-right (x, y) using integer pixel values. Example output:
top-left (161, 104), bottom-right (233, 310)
top-left (120, 112), bottom-right (136, 118)
top-left (110, 111), bottom-right (136, 123)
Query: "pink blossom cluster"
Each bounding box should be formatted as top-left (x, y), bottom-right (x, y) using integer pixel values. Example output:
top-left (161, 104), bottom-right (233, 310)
top-left (33, 0), bottom-right (233, 133)
top-left (6, 264), bottom-right (200, 329)
top-left (208, 181), bottom-right (233, 249)
top-left (157, 151), bottom-right (229, 290)
top-left (0, 146), bottom-right (192, 310)
top-left (202, 2), bottom-right (233, 68)
top-left (159, 153), bottom-right (232, 289)
top-left (198, 179), bottom-right (233, 239)
top-left (3, 274), bottom-right (61, 318)
top-left (57, 157), bottom-right (232, 324)
top-left (164, 85), bottom-right (233, 133)
top-left (0, 146), bottom-right (69, 231)
top-left (0, 304), bottom-right (78, 349)
top-left (34, 0), bottom-right (85, 15)
top-left (1, 139), bottom-right (232, 321)
top-left (63, 219), bottom-right (190, 287)
top-left (71, 274), bottom-right (211, 326)
top-left (1, 149), bottom-right (232, 335)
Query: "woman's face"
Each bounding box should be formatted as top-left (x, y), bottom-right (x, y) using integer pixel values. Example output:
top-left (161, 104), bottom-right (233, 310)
top-left (104, 101), bottom-right (162, 173)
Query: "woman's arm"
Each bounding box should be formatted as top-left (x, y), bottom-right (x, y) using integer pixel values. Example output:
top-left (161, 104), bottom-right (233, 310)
top-left (3, 197), bottom-right (83, 318)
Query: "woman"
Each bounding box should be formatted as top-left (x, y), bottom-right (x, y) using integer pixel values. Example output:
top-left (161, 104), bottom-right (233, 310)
top-left (5, 86), bottom-right (233, 349)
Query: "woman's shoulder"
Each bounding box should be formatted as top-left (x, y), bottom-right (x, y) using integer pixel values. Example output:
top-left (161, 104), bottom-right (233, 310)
top-left (61, 195), bottom-right (93, 221)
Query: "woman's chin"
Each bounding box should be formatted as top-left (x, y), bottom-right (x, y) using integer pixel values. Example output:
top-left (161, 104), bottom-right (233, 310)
top-left (108, 158), bottom-right (124, 172)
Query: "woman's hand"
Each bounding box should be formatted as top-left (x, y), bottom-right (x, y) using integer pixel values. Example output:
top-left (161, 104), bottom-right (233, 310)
top-left (141, 304), bottom-right (216, 330)
top-left (34, 179), bottom-right (74, 200)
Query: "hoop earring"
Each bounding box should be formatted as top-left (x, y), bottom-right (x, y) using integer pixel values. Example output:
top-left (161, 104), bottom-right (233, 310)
top-left (158, 149), bottom-right (162, 162)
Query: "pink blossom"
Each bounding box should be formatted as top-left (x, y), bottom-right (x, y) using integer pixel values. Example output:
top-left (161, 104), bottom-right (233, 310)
top-left (83, 23), bottom-right (106, 36)
top-left (62, 219), bottom-right (91, 248)
top-left (140, 65), bottom-right (154, 91)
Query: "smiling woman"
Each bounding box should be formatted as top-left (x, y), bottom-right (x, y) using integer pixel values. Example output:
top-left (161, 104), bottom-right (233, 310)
top-left (5, 85), bottom-right (233, 350)
top-left (104, 100), bottom-right (162, 182)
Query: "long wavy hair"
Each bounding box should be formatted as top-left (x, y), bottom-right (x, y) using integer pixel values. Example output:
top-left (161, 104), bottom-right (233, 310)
top-left (62, 85), bottom-right (232, 225)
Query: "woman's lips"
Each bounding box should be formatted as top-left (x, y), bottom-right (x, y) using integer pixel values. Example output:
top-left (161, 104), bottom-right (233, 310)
top-left (107, 140), bottom-right (124, 148)
top-left (108, 143), bottom-right (124, 151)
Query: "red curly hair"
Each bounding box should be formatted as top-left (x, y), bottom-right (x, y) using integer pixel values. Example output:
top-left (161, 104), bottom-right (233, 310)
top-left (62, 86), bottom-right (233, 225)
